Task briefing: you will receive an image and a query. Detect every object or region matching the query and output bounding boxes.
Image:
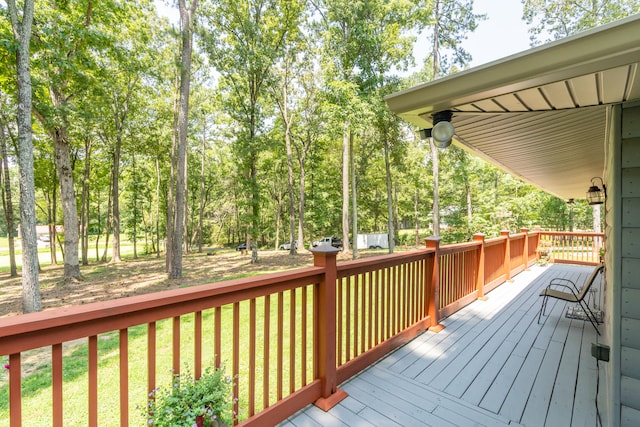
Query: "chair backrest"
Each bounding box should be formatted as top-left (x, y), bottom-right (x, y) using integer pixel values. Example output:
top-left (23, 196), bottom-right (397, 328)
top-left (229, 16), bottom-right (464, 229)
top-left (576, 264), bottom-right (605, 300)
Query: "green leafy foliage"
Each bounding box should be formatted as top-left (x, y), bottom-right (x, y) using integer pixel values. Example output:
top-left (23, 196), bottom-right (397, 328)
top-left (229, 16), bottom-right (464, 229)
top-left (0, 0), bottom-right (612, 279)
top-left (523, 0), bottom-right (640, 45)
top-left (146, 366), bottom-right (235, 427)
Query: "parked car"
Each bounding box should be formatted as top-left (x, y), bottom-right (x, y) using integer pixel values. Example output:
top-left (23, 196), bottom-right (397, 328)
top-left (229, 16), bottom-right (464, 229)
top-left (279, 240), bottom-right (298, 250)
top-left (235, 242), bottom-right (256, 251)
top-left (312, 236), bottom-right (343, 248)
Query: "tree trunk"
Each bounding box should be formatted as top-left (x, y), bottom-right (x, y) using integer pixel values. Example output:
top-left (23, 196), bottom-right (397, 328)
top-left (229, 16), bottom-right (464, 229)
top-left (198, 116), bottom-right (206, 253)
top-left (101, 178), bottom-right (113, 262)
top-left (414, 188), bottom-right (420, 246)
top-left (81, 136), bottom-right (91, 265)
top-left (383, 135), bottom-right (395, 253)
top-left (132, 153), bottom-right (138, 259)
top-left (111, 138), bottom-right (122, 262)
top-left (342, 121), bottom-right (350, 252)
top-left (350, 132), bottom-right (358, 259)
top-left (283, 98), bottom-right (297, 255)
top-left (166, 70), bottom-right (181, 272)
top-left (170, 0), bottom-right (198, 278)
top-left (431, 141), bottom-right (440, 237)
top-left (0, 117), bottom-right (17, 276)
top-left (8, 0), bottom-right (41, 312)
top-left (155, 157), bottom-right (161, 257)
top-left (45, 189), bottom-right (58, 265)
top-left (95, 187), bottom-right (101, 261)
top-left (183, 162), bottom-right (189, 255)
top-left (53, 129), bottom-right (82, 280)
top-left (465, 173), bottom-right (472, 233)
top-left (297, 153), bottom-right (306, 251)
top-left (431, 0), bottom-right (441, 238)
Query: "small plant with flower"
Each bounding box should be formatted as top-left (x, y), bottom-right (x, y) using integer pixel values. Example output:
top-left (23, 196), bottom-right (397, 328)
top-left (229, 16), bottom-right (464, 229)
top-left (146, 366), bottom-right (234, 427)
top-left (536, 239), bottom-right (552, 265)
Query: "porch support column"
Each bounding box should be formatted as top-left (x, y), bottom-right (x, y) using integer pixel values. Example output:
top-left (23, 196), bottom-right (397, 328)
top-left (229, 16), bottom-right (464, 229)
top-left (473, 233), bottom-right (487, 300)
top-left (501, 230), bottom-right (512, 281)
top-left (426, 237), bottom-right (445, 332)
top-left (312, 246), bottom-right (348, 411)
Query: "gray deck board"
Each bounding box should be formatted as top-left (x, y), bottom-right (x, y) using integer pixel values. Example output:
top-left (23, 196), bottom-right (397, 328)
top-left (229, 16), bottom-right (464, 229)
top-left (281, 264), bottom-right (603, 427)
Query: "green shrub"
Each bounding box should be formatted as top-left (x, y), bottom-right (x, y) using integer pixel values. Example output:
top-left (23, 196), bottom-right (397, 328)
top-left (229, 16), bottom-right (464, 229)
top-left (146, 366), bottom-right (234, 427)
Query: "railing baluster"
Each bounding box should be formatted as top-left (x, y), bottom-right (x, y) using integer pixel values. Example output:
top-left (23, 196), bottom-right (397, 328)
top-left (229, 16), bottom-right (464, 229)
top-left (352, 275), bottom-right (358, 359)
top-left (233, 302), bottom-right (240, 425)
top-left (214, 307), bottom-right (221, 369)
top-left (249, 298), bottom-right (256, 416)
top-left (301, 288), bottom-right (307, 386)
top-left (89, 335), bottom-right (98, 427)
top-left (374, 269), bottom-right (380, 346)
top-left (119, 329), bottom-right (128, 426)
top-left (405, 263), bottom-right (411, 328)
top-left (289, 289), bottom-right (296, 394)
top-left (52, 343), bottom-right (63, 427)
top-left (344, 276), bottom-right (354, 362)
top-left (385, 267), bottom-right (391, 340)
top-left (277, 293), bottom-right (283, 400)
top-left (337, 278), bottom-right (343, 365)
top-left (9, 353), bottom-right (21, 427)
top-left (367, 271), bottom-right (373, 350)
top-left (172, 317), bottom-right (180, 375)
top-left (361, 273), bottom-right (366, 355)
top-left (195, 311), bottom-right (202, 379)
top-left (263, 295), bottom-right (271, 410)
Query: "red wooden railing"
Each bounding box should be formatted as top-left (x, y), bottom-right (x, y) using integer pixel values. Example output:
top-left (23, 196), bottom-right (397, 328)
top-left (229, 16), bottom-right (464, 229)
top-left (0, 228), bottom-right (600, 426)
top-left (538, 231), bottom-right (604, 265)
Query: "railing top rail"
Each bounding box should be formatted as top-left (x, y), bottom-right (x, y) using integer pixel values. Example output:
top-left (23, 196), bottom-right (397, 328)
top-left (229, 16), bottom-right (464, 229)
top-left (0, 266), bottom-right (324, 355)
top-left (337, 248), bottom-right (433, 271)
top-left (439, 240), bottom-right (482, 255)
top-left (336, 250), bottom-right (432, 277)
top-left (485, 235), bottom-right (508, 247)
top-left (539, 231), bottom-right (605, 237)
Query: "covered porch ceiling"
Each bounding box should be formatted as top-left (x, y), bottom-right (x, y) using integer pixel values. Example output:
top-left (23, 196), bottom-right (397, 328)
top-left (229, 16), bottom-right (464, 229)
top-left (385, 14), bottom-right (640, 200)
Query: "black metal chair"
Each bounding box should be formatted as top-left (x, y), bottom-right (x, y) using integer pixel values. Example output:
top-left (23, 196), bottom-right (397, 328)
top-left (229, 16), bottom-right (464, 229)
top-left (537, 264), bottom-right (605, 334)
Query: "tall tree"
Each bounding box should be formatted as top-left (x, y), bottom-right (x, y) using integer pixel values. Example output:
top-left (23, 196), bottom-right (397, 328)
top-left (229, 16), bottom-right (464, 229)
top-left (427, 0), bottom-right (483, 236)
top-left (168, 0), bottom-right (199, 279)
top-left (293, 63), bottom-right (325, 250)
top-left (312, 0), bottom-right (373, 252)
top-left (6, 0), bottom-right (41, 312)
top-left (0, 113), bottom-right (17, 276)
top-left (28, 0), bottom-right (106, 281)
top-left (270, 10), bottom-right (307, 255)
top-left (200, 0), bottom-right (300, 262)
top-left (523, 0), bottom-right (640, 45)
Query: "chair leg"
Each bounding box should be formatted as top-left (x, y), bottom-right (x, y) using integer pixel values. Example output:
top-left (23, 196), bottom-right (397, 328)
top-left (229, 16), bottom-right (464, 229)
top-left (538, 295), bottom-right (548, 324)
top-left (578, 300), bottom-right (601, 335)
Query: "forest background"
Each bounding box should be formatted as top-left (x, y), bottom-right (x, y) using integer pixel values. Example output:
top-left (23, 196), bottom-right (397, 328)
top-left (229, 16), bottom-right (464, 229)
top-left (2, 0), bottom-right (638, 313)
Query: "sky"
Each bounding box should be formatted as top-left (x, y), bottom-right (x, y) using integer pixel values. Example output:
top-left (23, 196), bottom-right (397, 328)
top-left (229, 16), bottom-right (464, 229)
top-left (461, 0), bottom-right (531, 67)
top-left (156, 0), bottom-right (533, 71)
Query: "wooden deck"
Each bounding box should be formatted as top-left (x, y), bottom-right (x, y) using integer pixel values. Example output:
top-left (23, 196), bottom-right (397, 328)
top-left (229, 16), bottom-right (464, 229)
top-left (281, 264), bottom-right (604, 427)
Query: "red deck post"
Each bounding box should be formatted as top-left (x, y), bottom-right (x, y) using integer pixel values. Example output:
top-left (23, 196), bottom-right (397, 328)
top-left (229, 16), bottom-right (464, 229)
top-left (473, 234), bottom-right (487, 300)
top-left (501, 230), bottom-right (512, 281)
top-left (425, 237), bottom-right (445, 332)
top-left (521, 228), bottom-right (529, 268)
top-left (312, 246), bottom-right (348, 411)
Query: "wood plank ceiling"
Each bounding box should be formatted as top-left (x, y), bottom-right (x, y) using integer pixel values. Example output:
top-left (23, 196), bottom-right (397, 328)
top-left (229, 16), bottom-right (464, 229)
top-left (386, 15), bottom-right (640, 200)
